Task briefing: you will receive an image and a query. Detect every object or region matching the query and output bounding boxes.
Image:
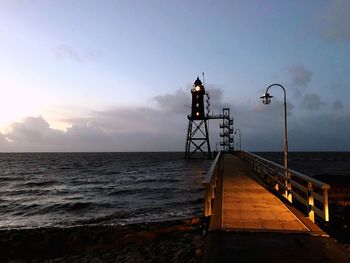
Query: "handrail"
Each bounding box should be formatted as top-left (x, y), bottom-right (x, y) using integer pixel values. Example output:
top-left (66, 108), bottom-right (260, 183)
top-left (204, 151), bottom-right (222, 185)
top-left (241, 151), bottom-right (330, 222)
top-left (203, 151), bottom-right (223, 217)
top-left (245, 152), bottom-right (329, 189)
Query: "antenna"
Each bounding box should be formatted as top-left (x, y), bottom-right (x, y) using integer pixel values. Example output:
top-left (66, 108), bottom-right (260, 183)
top-left (202, 72), bottom-right (205, 86)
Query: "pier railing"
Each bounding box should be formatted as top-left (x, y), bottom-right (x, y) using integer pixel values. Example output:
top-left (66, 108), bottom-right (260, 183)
top-left (203, 151), bottom-right (223, 217)
top-left (241, 151), bottom-right (330, 222)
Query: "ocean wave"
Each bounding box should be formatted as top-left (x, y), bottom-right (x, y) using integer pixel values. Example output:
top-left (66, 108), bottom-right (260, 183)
top-left (135, 178), bottom-right (182, 183)
top-left (22, 180), bottom-right (60, 187)
top-left (8, 203), bottom-right (41, 216)
top-left (0, 176), bottom-right (23, 181)
top-left (107, 186), bottom-right (177, 195)
top-left (0, 152), bottom-right (211, 228)
top-left (2, 188), bottom-right (52, 196)
top-left (38, 202), bottom-right (112, 214)
top-left (71, 211), bottom-right (133, 225)
top-left (155, 197), bottom-right (204, 207)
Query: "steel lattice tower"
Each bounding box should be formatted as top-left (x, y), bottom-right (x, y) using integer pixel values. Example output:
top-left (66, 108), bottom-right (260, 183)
top-left (219, 108), bottom-right (234, 152)
top-left (185, 77), bottom-right (212, 159)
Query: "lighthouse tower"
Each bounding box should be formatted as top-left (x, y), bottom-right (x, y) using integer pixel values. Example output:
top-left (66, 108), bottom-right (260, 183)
top-left (185, 77), bottom-right (212, 159)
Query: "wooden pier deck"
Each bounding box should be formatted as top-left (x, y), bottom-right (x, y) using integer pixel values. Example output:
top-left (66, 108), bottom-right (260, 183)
top-left (210, 154), bottom-right (310, 232)
top-left (203, 153), bottom-right (350, 262)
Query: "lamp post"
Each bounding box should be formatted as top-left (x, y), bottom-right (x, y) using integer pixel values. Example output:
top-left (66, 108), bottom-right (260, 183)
top-left (234, 129), bottom-right (241, 152)
top-left (260, 83), bottom-right (291, 202)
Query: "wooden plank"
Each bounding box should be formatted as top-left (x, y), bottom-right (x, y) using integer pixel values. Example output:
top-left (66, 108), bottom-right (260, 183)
top-left (219, 154), bottom-right (310, 232)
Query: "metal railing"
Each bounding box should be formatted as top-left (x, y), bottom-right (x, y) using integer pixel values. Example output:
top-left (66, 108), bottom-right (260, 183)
top-left (203, 151), bottom-right (223, 217)
top-left (241, 151), bottom-right (330, 222)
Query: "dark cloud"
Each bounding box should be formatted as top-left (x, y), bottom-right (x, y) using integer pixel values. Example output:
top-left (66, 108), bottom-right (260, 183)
top-left (288, 112), bottom-right (350, 151)
top-left (300, 93), bottom-right (325, 110)
top-left (332, 100), bottom-right (344, 111)
top-left (289, 64), bottom-right (313, 87)
top-left (229, 100), bottom-right (350, 151)
top-left (65, 123), bottom-right (114, 151)
top-left (152, 85), bottom-right (225, 116)
top-left (229, 100), bottom-right (295, 151)
top-left (205, 86), bottom-right (227, 114)
top-left (54, 44), bottom-right (96, 62)
top-left (8, 117), bottom-right (59, 142)
top-left (153, 89), bottom-right (190, 114)
top-left (4, 116), bottom-right (65, 151)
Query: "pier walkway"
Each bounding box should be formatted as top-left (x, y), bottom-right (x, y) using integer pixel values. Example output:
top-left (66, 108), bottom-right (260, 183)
top-left (210, 154), bottom-right (309, 232)
top-left (203, 153), bottom-right (350, 262)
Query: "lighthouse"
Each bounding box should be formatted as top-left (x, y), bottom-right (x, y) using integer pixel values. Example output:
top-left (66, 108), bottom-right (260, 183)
top-left (185, 77), bottom-right (212, 159)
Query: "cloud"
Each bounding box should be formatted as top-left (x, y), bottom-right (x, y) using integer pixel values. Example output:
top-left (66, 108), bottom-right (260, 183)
top-left (0, 88), bottom-right (349, 152)
top-left (300, 93), bottom-right (325, 110)
top-left (332, 100), bottom-right (344, 111)
top-left (0, 132), bottom-right (8, 147)
top-left (54, 44), bottom-right (96, 62)
top-left (288, 112), bottom-right (350, 151)
top-left (0, 88), bottom-right (193, 151)
top-left (153, 88), bottom-right (190, 114)
top-left (7, 116), bottom-right (54, 141)
top-left (4, 116), bottom-right (65, 151)
top-left (289, 64), bottom-right (313, 87)
top-left (205, 86), bottom-right (227, 113)
top-left (229, 100), bottom-right (295, 151)
top-left (0, 86), bottom-right (223, 151)
top-left (230, 99), bottom-right (350, 151)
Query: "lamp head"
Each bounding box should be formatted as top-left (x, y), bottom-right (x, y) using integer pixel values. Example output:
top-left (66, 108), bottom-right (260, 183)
top-left (260, 92), bottom-right (273, 104)
top-left (193, 77), bottom-right (203, 92)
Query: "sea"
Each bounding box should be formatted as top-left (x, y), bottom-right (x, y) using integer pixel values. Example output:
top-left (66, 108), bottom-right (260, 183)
top-left (0, 152), bottom-right (211, 229)
top-left (255, 152), bottom-right (350, 180)
top-left (1, 152), bottom-right (349, 230)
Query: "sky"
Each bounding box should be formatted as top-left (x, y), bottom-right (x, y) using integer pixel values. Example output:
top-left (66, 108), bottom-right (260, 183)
top-left (0, 0), bottom-right (350, 152)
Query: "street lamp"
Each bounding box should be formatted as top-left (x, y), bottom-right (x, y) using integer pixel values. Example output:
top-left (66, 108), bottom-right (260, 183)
top-left (260, 83), bottom-right (291, 202)
top-left (234, 129), bottom-right (241, 152)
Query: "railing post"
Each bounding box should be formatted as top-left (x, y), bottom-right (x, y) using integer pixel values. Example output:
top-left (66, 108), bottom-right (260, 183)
top-left (323, 188), bottom-right (329, 222)
top-left (203, 151), bottom-right (222, 218)
top-left (211, 184), bottom-right (216, 199)
top-left (274, 168), bottom-right (279, 191)
top-left (241, 151), bottom-right (330, 223)
top-left (287, 171), bottom-right (292, 202)
top-left (307, 182), bottom-right (315, 222)
top-left (259, 160), bottom-right (262, 175)
top-left (283, 170), bottom-right (292, 202)
top-left (204, 187), bottom-right (211, 216)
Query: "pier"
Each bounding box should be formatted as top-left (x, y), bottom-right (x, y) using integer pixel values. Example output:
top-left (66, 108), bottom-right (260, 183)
top-left (202, 152), bottom-right (350, 262)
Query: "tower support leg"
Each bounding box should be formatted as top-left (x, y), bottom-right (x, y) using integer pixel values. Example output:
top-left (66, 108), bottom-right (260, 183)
top-left (185, 119), bottom-right (212, 159)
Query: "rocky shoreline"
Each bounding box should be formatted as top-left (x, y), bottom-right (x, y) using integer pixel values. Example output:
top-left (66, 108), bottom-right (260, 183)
top-left (0, 217), bottom-right (208, 263)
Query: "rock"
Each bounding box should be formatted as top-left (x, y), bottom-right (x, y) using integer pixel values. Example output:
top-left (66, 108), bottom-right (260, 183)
top-left (142, 231), bottom-right (158, 240)
top-left (191, 217), bottom-right (200, 225)
top-left (0, 217), bottom-right (207, 262)
top-left (195, 248), bottom-right (202, 258)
